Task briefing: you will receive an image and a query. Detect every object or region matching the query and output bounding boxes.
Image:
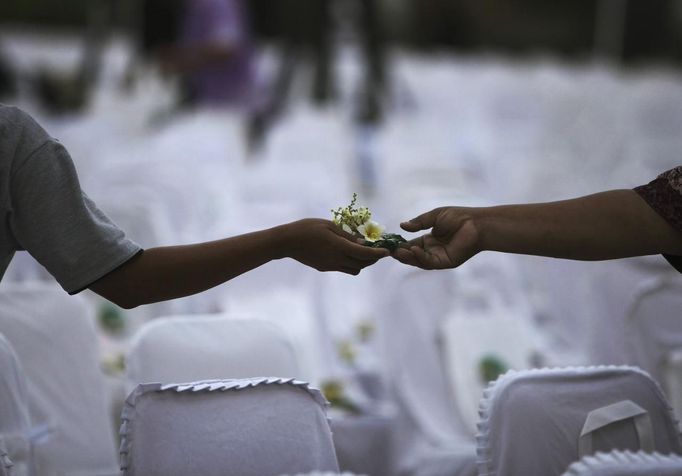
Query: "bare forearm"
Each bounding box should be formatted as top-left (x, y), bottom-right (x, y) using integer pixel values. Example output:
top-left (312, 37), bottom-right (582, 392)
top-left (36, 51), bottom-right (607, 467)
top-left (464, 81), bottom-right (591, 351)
top-left (91, 226), bottom-right (288, 308)
top-left (90, 219), bottom-right (389, 308)
top-left (474, 189), bottom-right (682, 260)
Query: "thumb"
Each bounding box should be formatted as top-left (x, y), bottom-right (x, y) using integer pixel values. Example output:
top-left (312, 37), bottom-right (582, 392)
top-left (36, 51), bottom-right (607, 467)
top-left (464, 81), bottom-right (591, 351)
top-left (400, 208), bottom-right (442, 232)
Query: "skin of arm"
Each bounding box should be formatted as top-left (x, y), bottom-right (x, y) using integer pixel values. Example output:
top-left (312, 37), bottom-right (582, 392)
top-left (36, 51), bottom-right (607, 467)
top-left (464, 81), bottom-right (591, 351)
top-left (90, 218), bottom-right (388, 309)
top-left (393, 189), bottom-right (682, 270)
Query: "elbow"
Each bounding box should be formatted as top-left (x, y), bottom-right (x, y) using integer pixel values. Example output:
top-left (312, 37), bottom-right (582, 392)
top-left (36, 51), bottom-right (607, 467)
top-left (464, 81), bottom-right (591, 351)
top-left (113, 297), bottom-right (140, 310)
top-left (90, 284), bottom-right (144, 310)
top-left (101, 290), bottom-right (142, 310)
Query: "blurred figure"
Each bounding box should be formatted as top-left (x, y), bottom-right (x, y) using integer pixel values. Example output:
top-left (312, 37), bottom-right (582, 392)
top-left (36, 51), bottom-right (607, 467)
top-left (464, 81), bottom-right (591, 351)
top-left (165, 0), bottom-right (257, 109)
top-left (138, 0), bottom-right (257, 110)
top-left (31, 0), bottom-right (110, 114)
top-left (248, 0), bottom-right (388, 151)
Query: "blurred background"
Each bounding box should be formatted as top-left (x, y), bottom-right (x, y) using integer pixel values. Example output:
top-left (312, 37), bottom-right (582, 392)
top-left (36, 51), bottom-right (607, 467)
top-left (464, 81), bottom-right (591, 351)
top-left (2, 1), bottom-right (682, 475)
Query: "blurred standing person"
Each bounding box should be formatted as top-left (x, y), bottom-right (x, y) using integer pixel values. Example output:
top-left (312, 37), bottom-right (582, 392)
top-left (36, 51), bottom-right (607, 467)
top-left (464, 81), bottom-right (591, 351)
top-left (158, 0), bottom-right (259, 110)
top-left (248, 0), bottom-right (388, 150)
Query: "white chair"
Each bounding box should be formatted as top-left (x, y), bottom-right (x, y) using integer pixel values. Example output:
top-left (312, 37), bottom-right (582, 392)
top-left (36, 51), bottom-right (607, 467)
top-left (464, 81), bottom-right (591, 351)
top-left (577, 255), bottom-right (676, 367)
top-left (377, 265), bottom-right (477, 476)
top-left (626, 276), bottom-right (682, 399)
top-left (662, 349), bottom-right (682, 429)
top-left (1, 252), bottom-right (52, 285)
top-left (0, 439), bottom-right (11, 476)
top-left (119, 378), bottom-right (339, 476)
top-left (126, 314), bottom-right (301, 390)
top-left (562, 451), bottom-right (682, 476)
top-left (476, 366), bottom-right (682, 476)
top-left (0, 283), bottom-right (119, 475)
top-left (439, 292), bottom-right (539, 434)
top-left (220, 288), bottom-right (325, 385)
top-left (0, 334), bottom-right (31, 476)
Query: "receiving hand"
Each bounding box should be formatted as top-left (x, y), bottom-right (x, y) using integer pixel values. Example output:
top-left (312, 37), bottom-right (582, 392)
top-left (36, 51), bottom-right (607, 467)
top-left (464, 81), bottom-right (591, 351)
top-left (285, 219), bottom-right (389, 275)
top-left (393, 207), bottom-right (480, 269)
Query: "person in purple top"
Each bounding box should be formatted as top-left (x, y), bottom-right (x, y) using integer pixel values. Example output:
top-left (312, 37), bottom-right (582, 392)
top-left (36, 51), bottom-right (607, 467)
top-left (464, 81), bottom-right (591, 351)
top-left (159, 0), bottom-right (257, 109)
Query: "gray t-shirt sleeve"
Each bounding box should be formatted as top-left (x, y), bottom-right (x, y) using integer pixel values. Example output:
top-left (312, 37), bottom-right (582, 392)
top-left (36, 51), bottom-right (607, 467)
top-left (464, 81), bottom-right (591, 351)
top-left (9, 133), bottom-right (142, 294)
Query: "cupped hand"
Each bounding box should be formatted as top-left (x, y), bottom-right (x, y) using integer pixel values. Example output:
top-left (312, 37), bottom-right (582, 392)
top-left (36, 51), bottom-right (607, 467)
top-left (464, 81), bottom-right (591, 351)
top-left (393, 207), bottom-right (481, 269)
top-left (285, 219), bottom-right (389, 275)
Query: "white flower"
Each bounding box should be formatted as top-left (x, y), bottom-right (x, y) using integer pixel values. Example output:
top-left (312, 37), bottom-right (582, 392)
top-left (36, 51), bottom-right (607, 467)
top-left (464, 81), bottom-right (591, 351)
top-left (357, 221), bottom-right (385, 242)
top-left (342, 223), bottom-right (353, 235)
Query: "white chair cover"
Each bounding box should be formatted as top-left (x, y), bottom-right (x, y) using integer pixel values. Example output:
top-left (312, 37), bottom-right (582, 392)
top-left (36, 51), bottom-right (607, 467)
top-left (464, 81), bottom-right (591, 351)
top-left (0, 439), bottom-right (11, 476)
top-left (1, 252), bottom-right (52, 285)
top-left (661, 348), bottom-right (682, 430)
top-left (0, 283), bottom-right (119, 475)
top-left (126, 314), bottom-right (301, 390)
top-left (119, 378), bottom-right (339, 476)
top-left (562, 451), bottom-right (682, 476)
top-left (439, 299), bottom-right (539, 434)
top-left (476, 366), bottom-right (682, 476)
top-left (377, 265), bottom-right (477, 476)
top-left (625, 275), bottom-right (682, 392)
top-left (581, 256), bottom-right (676, 366)
top-left (330, 415), bottom-right (394, 476)
top-left (0, 334), bottom-right (31, 476)
top-left (220, 286), bottom-right (324, 384)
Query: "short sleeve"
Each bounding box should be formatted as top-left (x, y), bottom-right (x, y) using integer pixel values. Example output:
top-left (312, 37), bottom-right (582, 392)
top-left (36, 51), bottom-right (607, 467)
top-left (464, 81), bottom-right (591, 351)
top-left (9, 138), bottom-right (142, 294)
top-left (634, 166), bottom-right (682, 272)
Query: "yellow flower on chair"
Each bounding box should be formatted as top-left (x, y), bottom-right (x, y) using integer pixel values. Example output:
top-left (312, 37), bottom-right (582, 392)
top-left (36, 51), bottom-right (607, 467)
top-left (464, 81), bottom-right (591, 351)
top-left (357, 220), bottom-right (385, 243)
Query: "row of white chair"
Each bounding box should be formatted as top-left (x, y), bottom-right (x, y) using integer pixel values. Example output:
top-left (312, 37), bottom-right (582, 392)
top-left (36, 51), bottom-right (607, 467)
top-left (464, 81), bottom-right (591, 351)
top-left (375, 260), bottom-right (682, 476)
top-left (4, 316), bottom-right (682, 476)
top-left (3, 274), bottom-right (682, 475)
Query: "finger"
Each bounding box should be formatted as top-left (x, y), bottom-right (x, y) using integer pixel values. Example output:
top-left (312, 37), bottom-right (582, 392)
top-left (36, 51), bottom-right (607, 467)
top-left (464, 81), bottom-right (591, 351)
top-left (342, 255), bottom-right (380, 268)
top-left (411, 246), bottom-right (441, 270)
top-left (328, 222), bottom-right (358, 241)
top-left (404, 235), bottom-right (426, 249)
top-left (343, 249), bottom-right (385, 263)
top-left (338, 240), bottom-right (390, 260)
top-left (327, 224), bottom-right (388, 258)
top-left (392, 248), bottom-right (421, 267)
top-left (400, 208), bottom-right (442, 232)
top-left (338, 266), bottom-right (361, 276)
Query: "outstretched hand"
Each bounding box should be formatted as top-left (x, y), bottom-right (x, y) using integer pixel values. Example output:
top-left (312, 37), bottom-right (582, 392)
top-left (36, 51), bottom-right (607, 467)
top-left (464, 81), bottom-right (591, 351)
top-left (393, 207), bottom-right (481, 269)
top-left (285, 219), bottom-right (389, 275)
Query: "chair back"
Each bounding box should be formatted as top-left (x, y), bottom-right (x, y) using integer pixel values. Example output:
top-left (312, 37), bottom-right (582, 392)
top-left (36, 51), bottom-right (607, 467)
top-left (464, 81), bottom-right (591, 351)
top-left (440, 303), bottom-right (539, 434)
top-left (126, 314), bottom-right (300, 389)
top-left (476, 366), bottom-right (682, 476)
top-left (0, 334), bottom-right (31, 476)
top-left (120, 378), bottom-right (339, 476)
top-left (562, 450), bottom-right (682, 476)
top-left (0, 283), bottom-right (119, 475)
top-left (627, 276), bottom-right (682, 404)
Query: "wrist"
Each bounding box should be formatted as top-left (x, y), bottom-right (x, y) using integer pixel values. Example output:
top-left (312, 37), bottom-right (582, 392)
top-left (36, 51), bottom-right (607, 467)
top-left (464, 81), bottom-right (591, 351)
top-left (465, 207), bottom-right (489, 253)
top-left (267, 222), bottom-right (298, 260)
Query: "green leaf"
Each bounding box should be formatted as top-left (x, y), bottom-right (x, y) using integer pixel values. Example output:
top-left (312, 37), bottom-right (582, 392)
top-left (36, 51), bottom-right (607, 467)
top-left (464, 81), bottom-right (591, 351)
top-left (479, 354), bottom-right (509, 384)
top-left (367, 233), bottom-right (407, 252)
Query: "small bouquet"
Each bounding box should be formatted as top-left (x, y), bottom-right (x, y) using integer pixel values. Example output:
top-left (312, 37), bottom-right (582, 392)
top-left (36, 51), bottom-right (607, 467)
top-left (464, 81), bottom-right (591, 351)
top-left (331, 193), bottom-right (406, 252)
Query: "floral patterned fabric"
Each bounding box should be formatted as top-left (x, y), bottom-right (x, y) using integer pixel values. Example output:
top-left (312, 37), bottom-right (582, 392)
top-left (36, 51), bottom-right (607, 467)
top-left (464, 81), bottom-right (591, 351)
top-left (634, 166), bottom-right (682, 272)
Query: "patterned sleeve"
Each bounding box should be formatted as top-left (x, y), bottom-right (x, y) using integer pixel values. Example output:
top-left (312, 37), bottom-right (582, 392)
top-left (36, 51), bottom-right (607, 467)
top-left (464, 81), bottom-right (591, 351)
top-left (634, 166), bottom-right (682, 272)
